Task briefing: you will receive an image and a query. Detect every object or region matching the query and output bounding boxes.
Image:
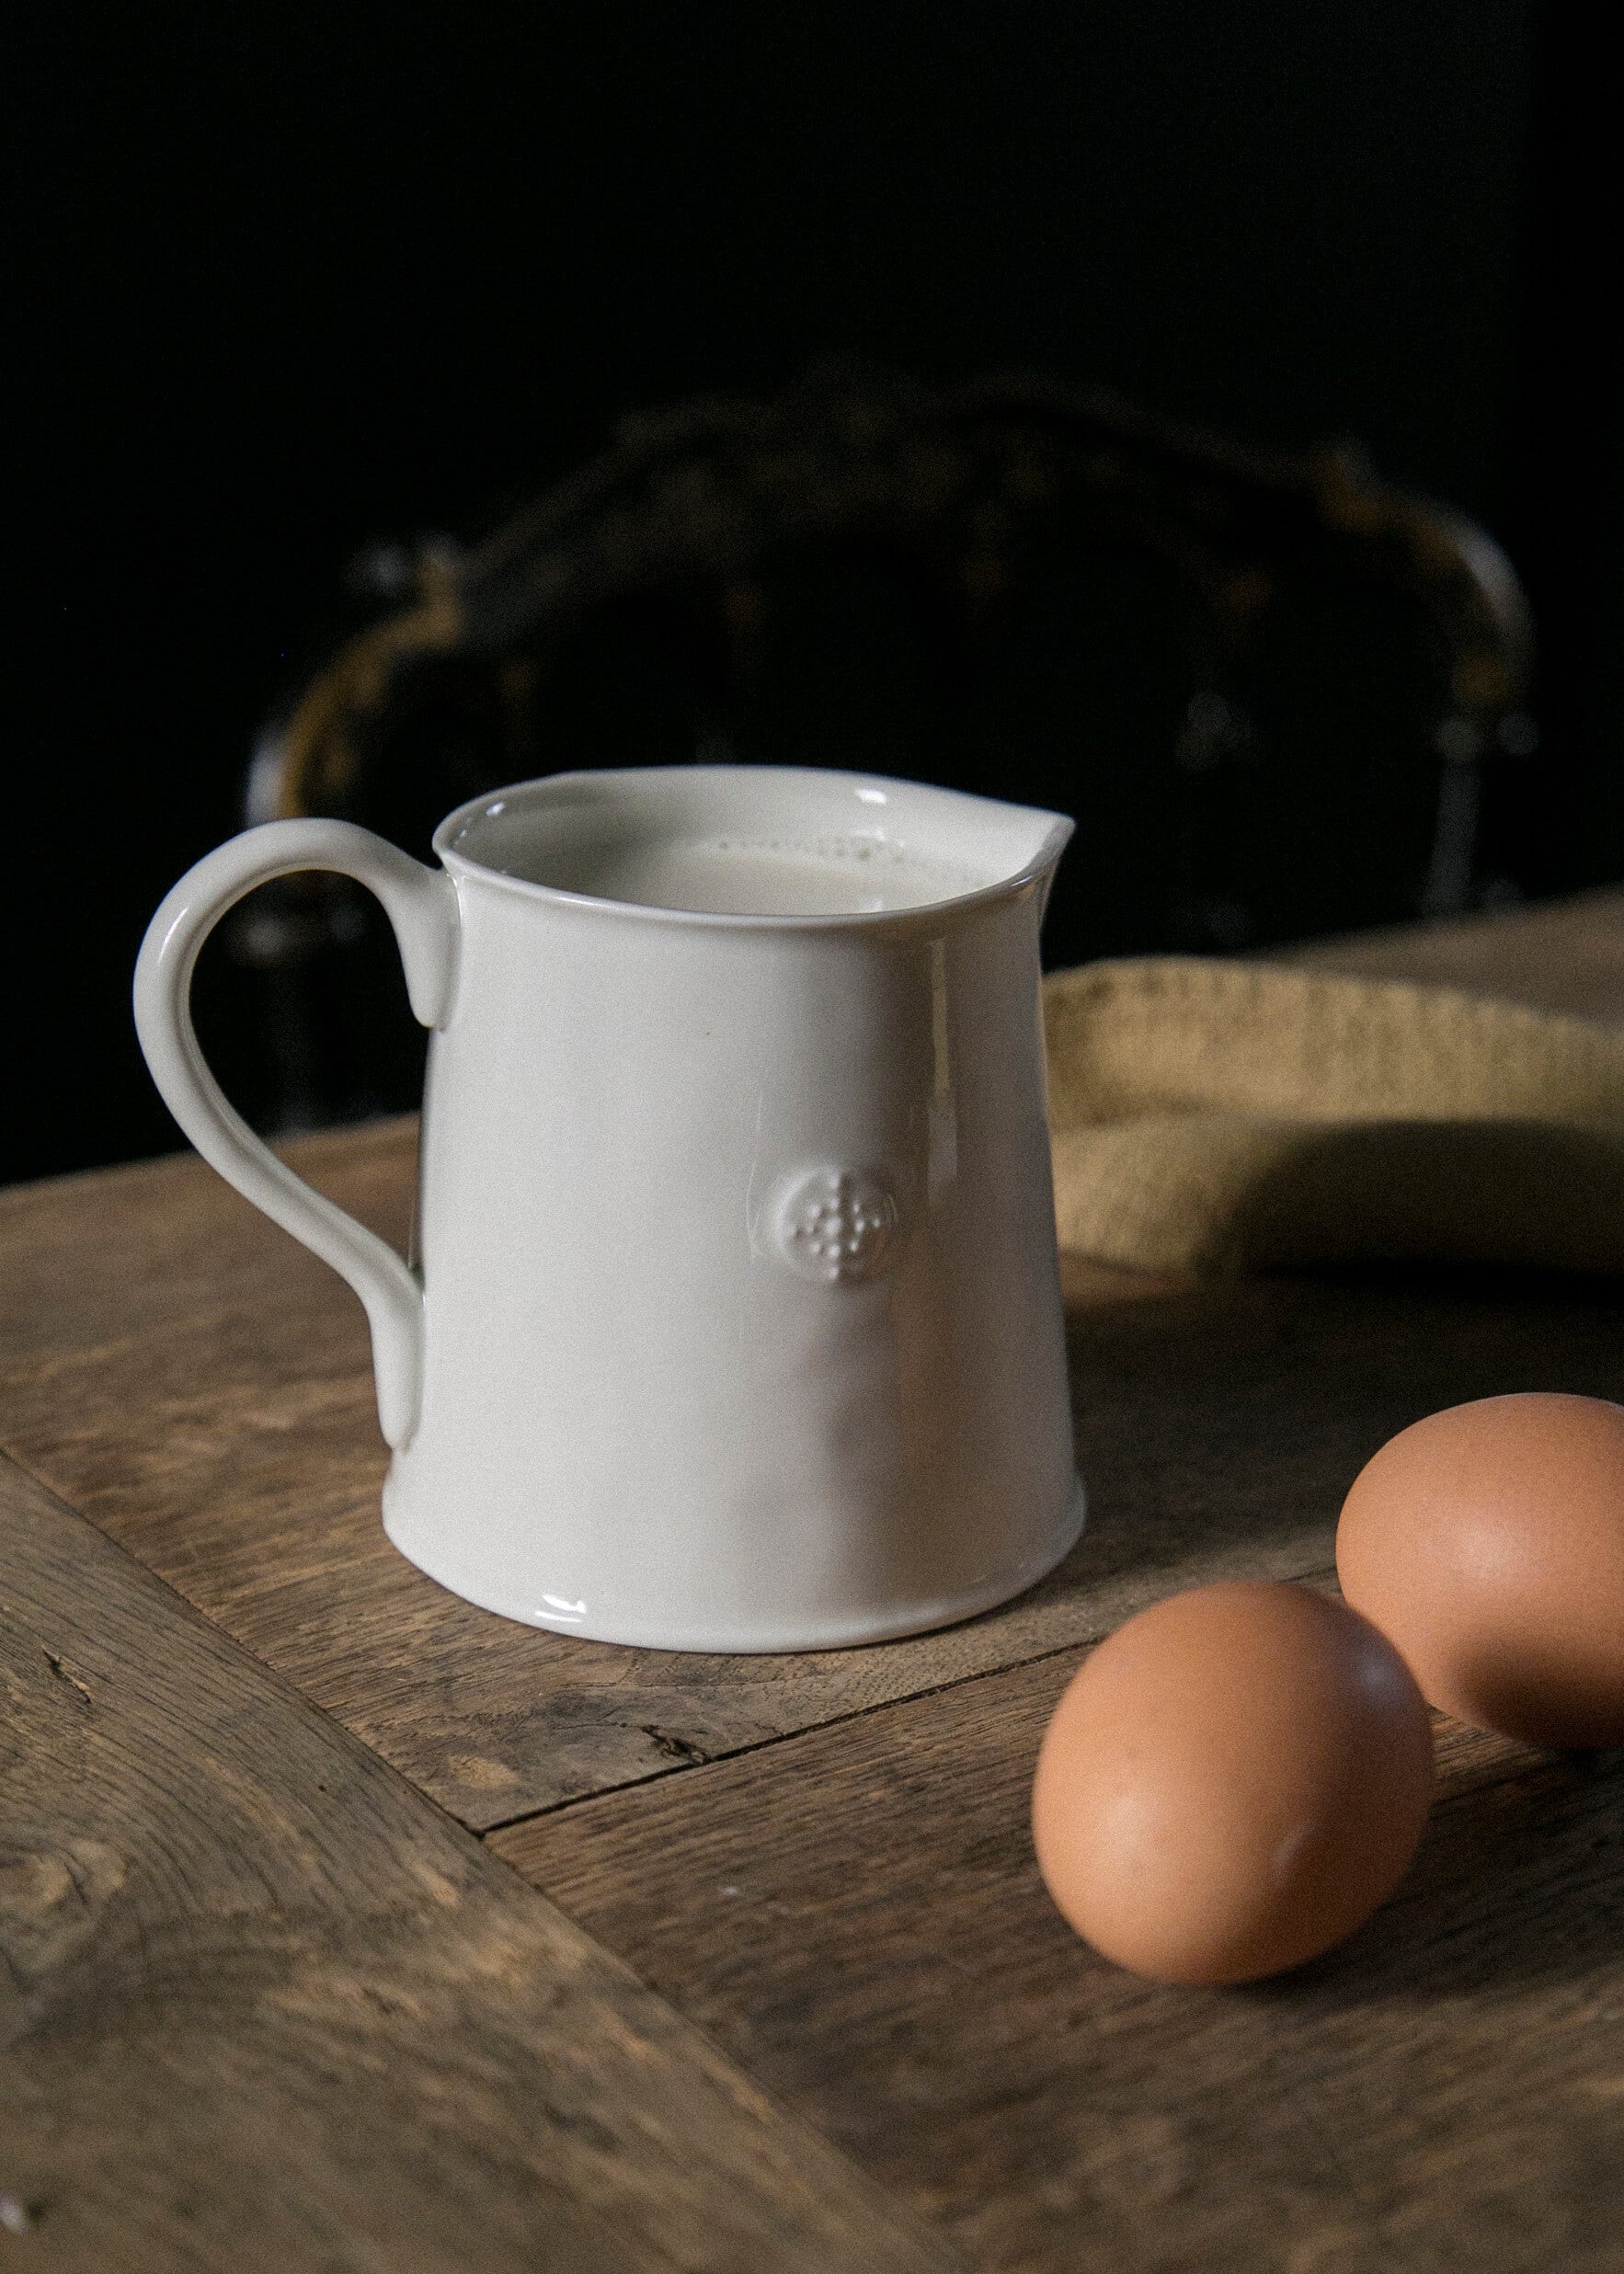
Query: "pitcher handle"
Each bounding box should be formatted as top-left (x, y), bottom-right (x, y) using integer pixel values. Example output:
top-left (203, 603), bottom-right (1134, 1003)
top-left (133, 819), bottom-right (460, 1450)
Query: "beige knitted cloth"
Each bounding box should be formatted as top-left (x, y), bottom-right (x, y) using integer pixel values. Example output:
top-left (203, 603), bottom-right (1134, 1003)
top-left (1043, 958), bottom-right (1624, 1277)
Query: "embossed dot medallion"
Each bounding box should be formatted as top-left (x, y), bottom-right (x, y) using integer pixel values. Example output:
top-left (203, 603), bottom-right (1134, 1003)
top-left (773, 1168), bottom-right (899, 1284)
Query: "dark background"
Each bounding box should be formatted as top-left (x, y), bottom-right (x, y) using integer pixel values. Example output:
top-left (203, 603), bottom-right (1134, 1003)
top-left (6, 3), bottom-right (1620, 1185)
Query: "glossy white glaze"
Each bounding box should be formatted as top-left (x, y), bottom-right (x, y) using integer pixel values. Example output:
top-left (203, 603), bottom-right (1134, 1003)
top-left (135, 766), bottom-right (1083, 1651)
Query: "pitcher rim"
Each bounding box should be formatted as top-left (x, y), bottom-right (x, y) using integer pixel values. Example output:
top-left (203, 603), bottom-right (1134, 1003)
top-left (431, 762), bottom-right (1075, 931)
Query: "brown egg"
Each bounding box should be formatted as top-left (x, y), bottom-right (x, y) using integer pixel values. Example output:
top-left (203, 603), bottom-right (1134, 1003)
top-left (1031, 1581), bottom-right (1435, 1985)
top-left (1337, 1391), bottom-right (1624, 1750)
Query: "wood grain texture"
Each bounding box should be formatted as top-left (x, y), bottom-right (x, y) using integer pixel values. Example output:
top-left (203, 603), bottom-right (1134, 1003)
top-left (497, 1649), bottom-right (1624, 2274)
top-left (0, 1453), bottom-right (955, 2274)
top-left (4, 1122), bottom-right (1624, 1828)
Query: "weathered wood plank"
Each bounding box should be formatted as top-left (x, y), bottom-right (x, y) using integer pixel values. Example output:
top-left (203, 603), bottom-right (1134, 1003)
top-left (496, 1644), bottom-right (1624, 2274)
top-left (0, 1451), bottom-right (955, 2274)
top-left (4, 1122), bottom-right (1624, 1828)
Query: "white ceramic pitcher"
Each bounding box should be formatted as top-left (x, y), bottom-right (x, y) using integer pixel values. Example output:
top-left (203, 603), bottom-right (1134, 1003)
top-left (135, 765), bottom-right (1083, 1651)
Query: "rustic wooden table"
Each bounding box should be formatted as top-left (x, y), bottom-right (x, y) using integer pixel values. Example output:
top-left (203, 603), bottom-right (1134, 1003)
top-left (6, 893), bottom-right (1624, 2272)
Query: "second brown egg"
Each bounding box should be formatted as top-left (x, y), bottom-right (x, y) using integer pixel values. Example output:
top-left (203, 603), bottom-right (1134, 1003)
top-left (1337, 1391), bottom-right (1624, 1750)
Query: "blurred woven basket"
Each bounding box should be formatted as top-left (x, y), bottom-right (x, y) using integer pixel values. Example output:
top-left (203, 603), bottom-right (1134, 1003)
top-left (225, 360), bottom-right (1535, 1132)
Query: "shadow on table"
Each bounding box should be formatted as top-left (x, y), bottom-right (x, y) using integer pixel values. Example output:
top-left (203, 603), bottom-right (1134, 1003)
top-left (1050, 1258), bottom-right (1624, 1601)
top-left (1248, 1743), bottom-right (1624, 2005)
